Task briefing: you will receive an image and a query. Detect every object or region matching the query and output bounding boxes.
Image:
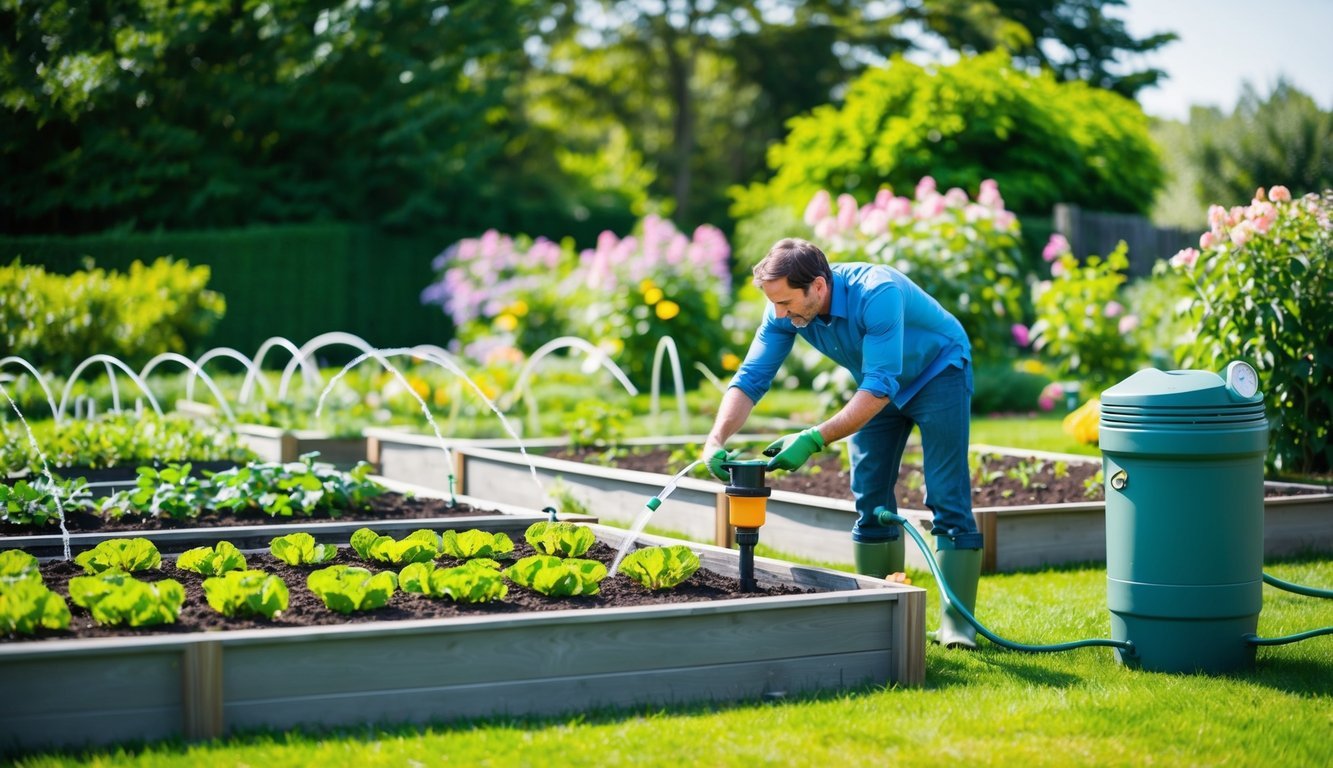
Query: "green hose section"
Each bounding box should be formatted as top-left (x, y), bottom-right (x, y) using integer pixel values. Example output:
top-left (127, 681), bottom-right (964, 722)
top-left (878, 510), bottom-right (1136, 656)
top-left (1263, 572), bottom-right (1333, 599)
top-left (447, 474), bottom-right (457, 507)
top-left (1244, 627), bottom-right (1333, 646)
top-left (1242, 573), bottom-right (1333, 646)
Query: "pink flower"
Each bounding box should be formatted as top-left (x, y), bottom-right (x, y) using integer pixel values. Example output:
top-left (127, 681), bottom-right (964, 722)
top-left (1043, 234), bottom-right (1070, 262)
top-left (1118, 315), bottom-right (1140, 334)
top-left (1208, 205), bottom-right (1228, 231)
top-left (1103, 301), bottom-right (1124, 318)
top-left (886, 196), bottom-right (913, 220)
top-left (1170, 247), bottom-right (1199, 269)
top-left (836, 194), bottom-right (859, 231)
top-left (874, 188), bottom-right (894, 209)
top-left (1270, 185), bottom-right (1291, 203)
top-left (915, 176), bottom-right (937, 200)
top-left (1230, 221), bottom-right (1253, 247)
top-left (1038, 382), bottom-right (1064, 412)
top-left (994, 210), bottom-right (1017, 230)
top-left (1050, 259), bottom-right (1066, 277)
top-left (804, 190), bottom-right (832, 227)
top-left (978, 178), bottom-right (1003, 208)
top-left (1200, 231), bottom-right (1216, 249)
top-left (944, 187), bottom-right (969, 208)
top-left (1011, 324), bottom-right (1031, 347)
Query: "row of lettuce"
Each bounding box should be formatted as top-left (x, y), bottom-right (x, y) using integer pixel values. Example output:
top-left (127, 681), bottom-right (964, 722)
top-left (0, 521), bottom-right (701, 636)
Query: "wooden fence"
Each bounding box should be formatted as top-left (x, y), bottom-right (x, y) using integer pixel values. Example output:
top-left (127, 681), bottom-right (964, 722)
top-left (1054, 204), bottom-right (1196, 278)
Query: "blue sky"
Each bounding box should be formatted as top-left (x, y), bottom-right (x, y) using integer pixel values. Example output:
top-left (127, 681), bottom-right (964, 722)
top-left (1120, 0), bottom-right (1333, 120)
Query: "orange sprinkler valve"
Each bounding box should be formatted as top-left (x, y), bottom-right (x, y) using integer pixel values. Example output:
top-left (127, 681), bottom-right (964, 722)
top-left (722, 459), bottom-right (771, 592)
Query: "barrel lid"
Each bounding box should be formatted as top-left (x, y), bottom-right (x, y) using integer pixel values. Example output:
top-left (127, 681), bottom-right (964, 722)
top-left (1101, 367), bottom-right (1261, 408)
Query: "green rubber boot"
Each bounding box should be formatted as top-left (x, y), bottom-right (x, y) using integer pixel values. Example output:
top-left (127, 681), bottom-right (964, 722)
top-left (852, 537), bottom-right (905, 579)
top-left (927, 542), bottom-right (982, 650)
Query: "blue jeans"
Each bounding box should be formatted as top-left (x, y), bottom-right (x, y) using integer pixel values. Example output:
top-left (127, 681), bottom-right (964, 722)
top-left (849, 363), bottom-right (982, 549)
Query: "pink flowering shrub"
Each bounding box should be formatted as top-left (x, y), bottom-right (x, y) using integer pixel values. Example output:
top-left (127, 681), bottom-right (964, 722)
top-left (1165, 186), bottom-right (1331, 474)
top-left (1024, 237), bottom-right (1145, 396)
top-left (422, 216), bottom-right (733, 390)
top-left (801, 177), bottom-right (1026, 359)
top-left (570, 215), bottom-right (732, 389)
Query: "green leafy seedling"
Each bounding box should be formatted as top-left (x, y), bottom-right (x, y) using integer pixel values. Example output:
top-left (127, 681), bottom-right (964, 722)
top-left (524, 521), bottom-right (595, 558)
top-left (269, 532), bottom-right (338, 566)
top-left (618, 545), bottom-right (701, 590)
top-left (307, 565), bottom-right (397, 613)
top-left (0, 549), bottom-right (41, 585)
top-left (74, 538), bottom-right (162, 574)
top-left (0, 580), bottom-right (71, 635)
top-left (439, 529), bottom-right (514, 561)
top-left (175, 541), bottom-right (248, 576)
top-left (203, 569), bottom-right (289, 619)
top-left (399, 561), bottom-right (508, 603)
top-left (504, 555), bottom-right (607, 597)
top-left (350, 528), bottom-right (439, 565)
top-left (67, 571), bottom-right (186, 627)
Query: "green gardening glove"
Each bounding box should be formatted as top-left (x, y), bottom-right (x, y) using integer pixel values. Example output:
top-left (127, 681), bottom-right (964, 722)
top-left (763, 428), bottom-right (825, 472)
top-left (704, 447), bottom-right (741, 481)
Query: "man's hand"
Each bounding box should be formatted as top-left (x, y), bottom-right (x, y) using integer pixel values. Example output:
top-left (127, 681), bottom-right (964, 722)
top-left (703, 444), bottom-right (739, 481)
top-left (763, 427), bottom-right (825, 472)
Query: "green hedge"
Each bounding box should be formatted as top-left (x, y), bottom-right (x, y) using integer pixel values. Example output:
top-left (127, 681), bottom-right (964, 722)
top-left (0, 225), bottom-right (454, 364)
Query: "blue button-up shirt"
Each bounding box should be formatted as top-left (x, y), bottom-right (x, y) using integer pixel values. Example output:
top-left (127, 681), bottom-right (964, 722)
top-left (730, 262), bottom-right (971, 407)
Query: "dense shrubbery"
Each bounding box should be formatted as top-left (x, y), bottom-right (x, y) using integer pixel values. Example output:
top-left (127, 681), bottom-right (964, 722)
top-left (0, 258), bottom-right (224, 370)
top-left (731, 51), bottom-right (1164, 220)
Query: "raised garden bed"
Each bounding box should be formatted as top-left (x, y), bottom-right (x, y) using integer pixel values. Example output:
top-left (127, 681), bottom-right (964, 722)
top-left (365, 429), bottom-right (1333, 572)
top-left (0, 518), bottom-right (924, 753)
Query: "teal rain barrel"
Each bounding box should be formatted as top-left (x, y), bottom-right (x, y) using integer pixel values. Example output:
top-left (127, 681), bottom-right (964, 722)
top-left (1099, 362), bottom-right (1268, 673)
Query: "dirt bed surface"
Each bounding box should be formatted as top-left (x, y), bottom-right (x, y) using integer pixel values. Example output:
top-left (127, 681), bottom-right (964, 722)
top-left (9, 540), bottom-right (812, 644)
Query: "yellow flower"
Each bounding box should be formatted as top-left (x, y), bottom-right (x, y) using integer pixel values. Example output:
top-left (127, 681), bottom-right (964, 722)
top-left (432, 387), bottom-right (451, 408)
top-left (654, 300), bottom-right (680, 320)
top-left (1018, 358), bottom-right (1046, 375)
top-left (643, 287), bottom-right (664, 305)
top-left (507, 300), bottom-right (529, 317)
top-left (494, 313), bottom-right (518, 332)
top-left (639, 278), bottom-right (657, 293)
top-left (722, 353), bottom-right (741, 371)
top-left (406, 375), bottom-right (429, 399)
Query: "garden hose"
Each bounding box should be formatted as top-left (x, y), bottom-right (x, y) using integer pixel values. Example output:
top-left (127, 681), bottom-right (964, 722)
top-left (878, 510), bottom-right (1136, 656)
top-left (1243, 572), bottom-right (1333, 646)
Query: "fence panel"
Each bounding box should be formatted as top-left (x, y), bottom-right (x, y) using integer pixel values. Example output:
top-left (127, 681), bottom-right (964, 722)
top-left (1053, 204), bottom-right (1195, 278)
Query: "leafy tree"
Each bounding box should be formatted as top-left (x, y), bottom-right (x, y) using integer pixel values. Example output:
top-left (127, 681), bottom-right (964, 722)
top-left (0, 0), bottom-right (635, 238)
top-left (1189, 80), bottom-right (1333, 210)
top-left (731, 51), bottom-right (1165, 219)
top-left (911, 0), bottom-right (1177, 99)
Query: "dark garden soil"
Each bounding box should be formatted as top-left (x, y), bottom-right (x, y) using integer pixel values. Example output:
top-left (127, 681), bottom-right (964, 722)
top-left (9, 539), bottom-right (812, 644)
top-left (544, 447), bottom-right (1321, 508)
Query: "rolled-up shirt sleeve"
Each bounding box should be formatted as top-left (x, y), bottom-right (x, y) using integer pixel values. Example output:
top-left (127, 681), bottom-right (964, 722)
top-left (728, 307), bottom-right (796, 404)
top-left (857, 283), bottom-right (904, 401)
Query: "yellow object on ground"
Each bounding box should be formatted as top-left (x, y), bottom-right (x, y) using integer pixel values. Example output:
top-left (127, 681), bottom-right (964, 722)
top-left (1063, 398), bottom-right (1101, 445)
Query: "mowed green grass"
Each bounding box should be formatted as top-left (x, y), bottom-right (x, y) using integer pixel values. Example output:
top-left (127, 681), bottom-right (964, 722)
top-left (12, 557), bottom-right (1330, 768)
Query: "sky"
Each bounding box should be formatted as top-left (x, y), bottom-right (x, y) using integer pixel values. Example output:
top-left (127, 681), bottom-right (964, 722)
top-left (1118, 0), bottom-right (1333, 121)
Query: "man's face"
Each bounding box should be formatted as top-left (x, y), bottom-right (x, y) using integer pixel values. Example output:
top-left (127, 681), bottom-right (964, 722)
top-left (760, 277), bottom-right (825, 328)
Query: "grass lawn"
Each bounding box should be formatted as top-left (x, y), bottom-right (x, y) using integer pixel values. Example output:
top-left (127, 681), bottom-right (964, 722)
top-left (11, 557), bottom-right (1330, 767)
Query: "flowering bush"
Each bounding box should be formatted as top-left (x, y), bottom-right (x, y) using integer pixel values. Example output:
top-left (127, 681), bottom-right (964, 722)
top-left (801, 177), bottom-right (1027, 359)
top-left (1165, 186), bottom-right (1331, 474)
top-left (420, 230), bottom-right (578, 356)
top-left (1025, 236), bottom-right (1146, 397)
top-left (570, 215), bottom-right (732, 390)
top-left (422, 216), bottom-right (734, 392)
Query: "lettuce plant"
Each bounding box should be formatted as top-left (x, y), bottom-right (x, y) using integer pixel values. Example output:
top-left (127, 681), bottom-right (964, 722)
top-left (0, 579), bottom-right (71, 634)
top-left (175, 541), bottom-right (247, 576)
top-left (350, 528), bottom-right (439, 566)
top-left (202, 569), bottom-right (289, 619)
top-left (0, 549), bottom-right (41, 585)
top-left (306, 565), bottom-right (397, 614)
top-left (67, 571), bottom-right (186, 627)
top-left (399, 561), bottom-right (508, 603)
top-left (99, 463), bottom-right (208, 521)
top-left (0, 475), bottom-right (94, 526)
top-left (504, 555), bottom-right (607, 597)
top-left (74, 538), bottom-right (161, 574)
top-left (524, 521), bottom-right (595, 558)
top-left (210, 455), bottom-right (385, 518)
top-left (269, 532), bottom-right (338, 566)
top-left (439, 529), bottom-right (514, 561)
top-left (617, 545), bottom-right (701, 590)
